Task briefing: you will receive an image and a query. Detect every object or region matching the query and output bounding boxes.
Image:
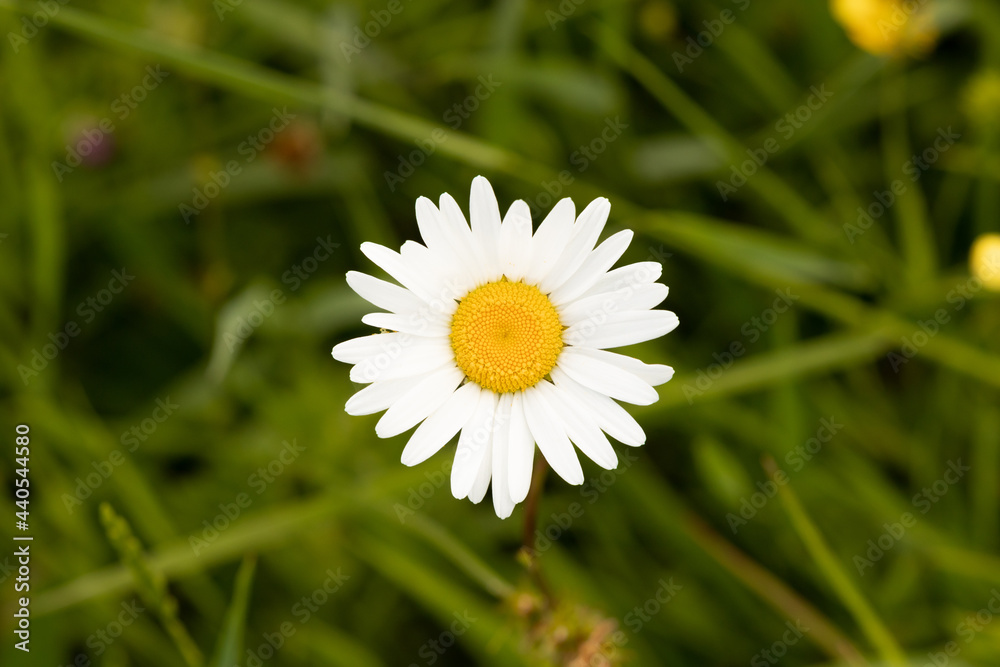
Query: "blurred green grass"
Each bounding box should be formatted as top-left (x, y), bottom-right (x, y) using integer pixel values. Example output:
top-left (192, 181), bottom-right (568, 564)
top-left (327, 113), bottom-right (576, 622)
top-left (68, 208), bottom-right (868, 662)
top-left (1, 0), bottom-right (999, 665)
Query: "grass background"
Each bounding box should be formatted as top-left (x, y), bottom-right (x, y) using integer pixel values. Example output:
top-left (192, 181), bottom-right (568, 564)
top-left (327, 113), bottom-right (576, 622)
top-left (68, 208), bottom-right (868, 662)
top-left (1, 0), bottom-right (999, 665)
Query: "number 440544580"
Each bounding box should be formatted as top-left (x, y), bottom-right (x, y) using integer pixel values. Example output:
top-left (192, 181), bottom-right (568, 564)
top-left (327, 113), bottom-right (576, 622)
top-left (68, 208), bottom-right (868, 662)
top-left (15, 424), bottom-right (29, 525)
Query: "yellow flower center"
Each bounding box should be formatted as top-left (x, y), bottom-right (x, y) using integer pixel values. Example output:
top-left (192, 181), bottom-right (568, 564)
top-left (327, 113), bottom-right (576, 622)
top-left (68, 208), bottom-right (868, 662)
top-left (450, 280), bottom-right (564, 394)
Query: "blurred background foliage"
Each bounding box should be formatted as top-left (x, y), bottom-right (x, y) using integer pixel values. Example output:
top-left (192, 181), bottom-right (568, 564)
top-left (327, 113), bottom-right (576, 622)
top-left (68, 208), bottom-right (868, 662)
top-left (1, 0), bottom-right (999, 665)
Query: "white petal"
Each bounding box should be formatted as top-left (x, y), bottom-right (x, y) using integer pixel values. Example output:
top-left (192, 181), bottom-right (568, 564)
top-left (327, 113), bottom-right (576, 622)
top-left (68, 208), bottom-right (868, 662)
top-left (539, 381), bottom-right (618, 470)
top-left (470, 176), bottom-right (503, 281)
top-left (440, 193), bottom-right (489, 287)
top-left (507, 393), bottom-right (535, 503)
top-left (468, 438), bottom-right (493, 504)
top-left (350, 338), bottom-right (455, 383)
top-left (551, 367), bottom-right (646, 446)
top-left (421, 196), bottom-right (483, 294)
top-left (580, 260), bottom-right (662, 300)
top-left (522, 384), bottom-right (584, 485)
top-left (360, 242), bottom-right (440, 304)
top-left (549, 230), bottom-right (634, 307)
top-left (499, 200), bottom-right (533, 281)
top-left (415, 197), bottom-right (451, 254)
top-left (558, 283), bottom-right (668, 326)
top-left (345, 376), bottom-right (424, 416)
top-left (557, 347), bottom-right (659, 405)
top-left (400, 382), bottom-right (480, 466)
top-left (346, 271), bottom-right (425, 314)
top-left (344, 332), bottom-right (449, 366)
top-left (538, 197), bottom-right (610, 295)
top-left (563, 347), bottom-right (674, 386)
top-left (564, 310), bottom-right (678, 349)
top-left (361, 312), bottom-right (451, 337)
top-left (333, 333), bottom-right (406, 364)
top-left (375, 366), bottom-right (465, 438)
top-left (451, 390), bottom-right (498, 499)
top-left (524, 198), bottom-right (575, 286)
top-left (491, 393), bottom-right (515, 518)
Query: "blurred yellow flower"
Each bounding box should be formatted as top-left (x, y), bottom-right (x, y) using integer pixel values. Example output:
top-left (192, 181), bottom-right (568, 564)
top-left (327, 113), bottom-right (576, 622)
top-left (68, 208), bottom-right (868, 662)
top-left (970, 234), bottom-right (1000, 291)
top-left (830, 0), bottom-right (938, 56)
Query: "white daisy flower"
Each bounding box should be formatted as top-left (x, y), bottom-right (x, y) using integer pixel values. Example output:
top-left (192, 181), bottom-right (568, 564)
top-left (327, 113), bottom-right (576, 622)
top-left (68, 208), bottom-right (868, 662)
top-left (332, 176), bottom-right (678, 518)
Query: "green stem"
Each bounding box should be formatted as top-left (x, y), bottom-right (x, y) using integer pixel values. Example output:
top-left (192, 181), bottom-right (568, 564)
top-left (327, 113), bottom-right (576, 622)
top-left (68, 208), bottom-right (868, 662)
top-left (519, 458), bottom-right (555, 608)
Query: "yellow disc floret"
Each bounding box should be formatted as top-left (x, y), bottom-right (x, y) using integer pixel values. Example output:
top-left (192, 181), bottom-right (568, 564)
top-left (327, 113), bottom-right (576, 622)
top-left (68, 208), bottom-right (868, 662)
top-left (450, 280), bottom-right (564, 394)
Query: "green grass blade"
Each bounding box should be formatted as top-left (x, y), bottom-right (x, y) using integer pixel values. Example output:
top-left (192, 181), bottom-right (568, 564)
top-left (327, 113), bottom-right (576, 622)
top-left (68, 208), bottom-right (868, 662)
top-left (641, 212), bottom-right (875, 290)
top-left (764, 458), bottom-right (908, 667)
top-left (622, 467), bottom-right (870, 666)
top-left (589, 23), bottom-right (836, 244)
top-left (209, 555), bottom-right (258, 667)
top-left (881, 66), bottom-right (938, 287)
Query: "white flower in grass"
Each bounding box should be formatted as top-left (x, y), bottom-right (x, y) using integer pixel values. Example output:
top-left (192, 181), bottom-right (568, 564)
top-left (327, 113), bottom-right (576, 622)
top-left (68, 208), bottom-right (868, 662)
top-left (332, 176), bottom-right (678, 518)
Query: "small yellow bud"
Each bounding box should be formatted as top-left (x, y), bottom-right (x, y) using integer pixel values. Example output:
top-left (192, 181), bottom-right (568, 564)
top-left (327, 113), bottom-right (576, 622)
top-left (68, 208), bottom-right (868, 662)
top-left (970, 234), bottom-right (1000, 292)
